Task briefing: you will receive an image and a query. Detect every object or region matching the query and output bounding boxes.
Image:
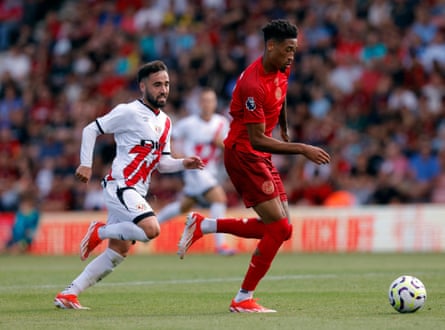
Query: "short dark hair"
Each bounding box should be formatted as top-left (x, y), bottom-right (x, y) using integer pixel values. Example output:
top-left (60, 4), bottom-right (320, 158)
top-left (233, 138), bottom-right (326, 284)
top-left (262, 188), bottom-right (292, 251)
top-left (262, 19), bottom-right (298, 43)
top-left (137, 60), bottom-right (168, 83)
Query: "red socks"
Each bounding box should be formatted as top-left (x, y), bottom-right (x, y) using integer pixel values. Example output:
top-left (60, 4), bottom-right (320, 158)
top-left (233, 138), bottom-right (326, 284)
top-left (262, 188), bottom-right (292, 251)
top-left (214, 216), bottom-right (293, 291)
top-left (216, 217), bottom-right (265, 239)
top-left (241, 218), bottom-right (292, 291)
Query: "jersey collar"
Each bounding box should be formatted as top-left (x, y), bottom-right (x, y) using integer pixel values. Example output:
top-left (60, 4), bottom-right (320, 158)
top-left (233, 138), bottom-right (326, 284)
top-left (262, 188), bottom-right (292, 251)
top-left (138, 99), bottom-right (160, 116)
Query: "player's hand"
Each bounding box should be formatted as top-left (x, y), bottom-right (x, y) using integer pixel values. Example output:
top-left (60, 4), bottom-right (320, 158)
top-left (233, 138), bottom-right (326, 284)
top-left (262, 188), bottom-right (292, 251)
top-left (183, 156), bottom-right (205, 170)
top-left (75, 165), bottom-right (92, 183)
top-left (301, 145), bottom-right (330, 165)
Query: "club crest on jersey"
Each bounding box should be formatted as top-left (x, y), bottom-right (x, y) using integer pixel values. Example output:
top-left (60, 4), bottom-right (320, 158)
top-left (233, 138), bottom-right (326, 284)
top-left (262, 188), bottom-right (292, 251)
top-left (245, 97), bottom-right (256, 111)
top-left (262, 180), bottom-right (275, 194)
top-left (136, 203), bottom-right (147, 211)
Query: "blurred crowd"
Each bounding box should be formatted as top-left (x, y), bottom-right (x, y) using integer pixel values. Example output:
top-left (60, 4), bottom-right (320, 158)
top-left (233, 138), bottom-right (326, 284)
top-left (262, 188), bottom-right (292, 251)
top-left (0, 0), bottom-right (445, 213)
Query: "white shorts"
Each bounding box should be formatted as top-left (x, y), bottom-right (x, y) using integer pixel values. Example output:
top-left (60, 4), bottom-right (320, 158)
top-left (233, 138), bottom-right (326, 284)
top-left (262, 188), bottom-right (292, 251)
top-left (103, 180), bottom-right (154, 225)
top-left (183, 169), bottom-right (218, 198)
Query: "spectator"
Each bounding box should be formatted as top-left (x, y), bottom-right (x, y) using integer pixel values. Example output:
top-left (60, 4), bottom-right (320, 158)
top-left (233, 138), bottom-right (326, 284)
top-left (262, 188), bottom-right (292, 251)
top-left (410, 5), bottom-right (438, 46)
top-left (420, 29), bottom-right (445, 73)
top-left (431, 150), bottom-right (445, 203)
top-left (0, 82), bottom-right (23, 128)
top-left (0, 44), bottom-right (31, 82)
top-left (421, 71), bottom-right (445, 115)
top-left (367, 0), bottom-right (392, 28)
top-left (387, 83), bottom-right (419, 113)
top-left (0, 0), bottom-right (23, 50)
top-left (408, 137), bottom-right (441, 202)
top-left (360, 28), bottom-right (387, 65)
top-left (1, 190), bottom-right (40, 254)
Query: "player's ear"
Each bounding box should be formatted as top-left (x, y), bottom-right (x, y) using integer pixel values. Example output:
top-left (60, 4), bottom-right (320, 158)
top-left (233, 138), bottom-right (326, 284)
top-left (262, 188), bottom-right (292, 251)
top-left (266, 39), bottom-right (275, 52)
top-left (139, 81), bottom-right (145, 93)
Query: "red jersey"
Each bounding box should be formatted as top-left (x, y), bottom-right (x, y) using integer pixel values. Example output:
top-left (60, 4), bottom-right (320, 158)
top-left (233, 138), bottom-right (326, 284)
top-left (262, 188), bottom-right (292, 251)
top-left (224, 57), bottom-right (290, 157)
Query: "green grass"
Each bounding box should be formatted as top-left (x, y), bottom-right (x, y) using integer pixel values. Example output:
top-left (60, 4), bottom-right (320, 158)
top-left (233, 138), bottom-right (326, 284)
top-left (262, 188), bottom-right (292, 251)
top-left (1, 253), bottom-right (444, 330)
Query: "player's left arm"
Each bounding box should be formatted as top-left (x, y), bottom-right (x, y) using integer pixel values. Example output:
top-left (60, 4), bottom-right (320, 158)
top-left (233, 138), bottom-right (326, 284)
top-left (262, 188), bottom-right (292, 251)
top-left (157, 154), bottom-right (204, 173)
top-left (183, 156), bottom-right (205, 169)
top-left (247, 123), bottom-right (330, 165)
top-left (170, 137), bottom-right (186, 158)
top-left (278, 98), bottom-right (290, 142)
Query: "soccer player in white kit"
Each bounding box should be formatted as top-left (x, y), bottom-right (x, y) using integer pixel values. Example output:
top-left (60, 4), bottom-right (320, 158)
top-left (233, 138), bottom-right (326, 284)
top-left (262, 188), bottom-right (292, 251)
top-left (156, 88), bottom-right (235, 255)
top-left (54, 60), bottom-right (204, 310)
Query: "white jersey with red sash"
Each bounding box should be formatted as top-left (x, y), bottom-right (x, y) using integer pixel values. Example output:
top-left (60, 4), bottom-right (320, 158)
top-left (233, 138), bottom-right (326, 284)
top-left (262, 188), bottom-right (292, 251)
top-left (96, 100), bottom-right (172, 196)
top-left (173, 113), bottom-right (228, 177)
top-left (172, 113), bottom-right (228, 197)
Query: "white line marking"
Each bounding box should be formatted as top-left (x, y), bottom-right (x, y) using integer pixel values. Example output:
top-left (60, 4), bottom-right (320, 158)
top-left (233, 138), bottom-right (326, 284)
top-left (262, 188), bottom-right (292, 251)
top-left (0, 271), bottom-right (413, 293)
top-left (0, 274), bottom-right (339, 292)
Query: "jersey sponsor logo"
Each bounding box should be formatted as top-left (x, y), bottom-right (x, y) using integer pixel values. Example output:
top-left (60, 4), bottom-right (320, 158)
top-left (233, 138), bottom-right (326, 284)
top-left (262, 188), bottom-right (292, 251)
top-left (245, 97), bottom-right (256, 111)
top-left (140, 139), bottom-right (163, 150)
top-left (262, 180), bottom-right (275, 194)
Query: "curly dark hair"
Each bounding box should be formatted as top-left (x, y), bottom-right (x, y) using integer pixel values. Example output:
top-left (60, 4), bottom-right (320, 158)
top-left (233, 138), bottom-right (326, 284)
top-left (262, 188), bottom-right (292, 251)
top-left (262, 19), bottom-right (298, 43)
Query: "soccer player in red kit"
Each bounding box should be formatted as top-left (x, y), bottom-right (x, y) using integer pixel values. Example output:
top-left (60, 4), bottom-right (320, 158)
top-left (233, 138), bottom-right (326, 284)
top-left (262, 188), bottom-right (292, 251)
top-left (177, 19), bottom-right (331, 313)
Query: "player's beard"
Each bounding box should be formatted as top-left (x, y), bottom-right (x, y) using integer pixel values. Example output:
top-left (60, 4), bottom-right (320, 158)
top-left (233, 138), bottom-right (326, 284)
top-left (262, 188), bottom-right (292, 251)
top-left (144, 90), bottom-right (167, 108)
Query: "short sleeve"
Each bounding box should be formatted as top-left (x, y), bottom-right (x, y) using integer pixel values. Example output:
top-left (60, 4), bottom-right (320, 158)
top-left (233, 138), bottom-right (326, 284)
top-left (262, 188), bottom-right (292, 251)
top-left (96, 104), bottom-right (131, 134)
top-left (241, 84), bottom-right (266, 125)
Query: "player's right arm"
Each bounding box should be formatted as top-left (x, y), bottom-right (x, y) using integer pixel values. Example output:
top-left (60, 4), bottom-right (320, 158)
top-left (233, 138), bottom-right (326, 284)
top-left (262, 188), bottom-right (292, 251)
top-left (75, 120), bottom-right (103, 183)
top-left (75, 165), bottom-right (92, 183)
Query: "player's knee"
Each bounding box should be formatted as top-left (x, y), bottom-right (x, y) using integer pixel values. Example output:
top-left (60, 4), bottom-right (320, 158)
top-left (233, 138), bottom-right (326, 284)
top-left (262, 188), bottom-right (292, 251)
top-left (284, 223), bottom-right (293, 241)
top-left (278, 220), bottom-right (292, 241)
top-left (144, 225), bottom-right (161, 239)
top-left (269, 218), bottom-right (292, 242)
top-left (139, 217), bottom-right (161, 239)
top-left (144, 223), bottom-right (160, 239)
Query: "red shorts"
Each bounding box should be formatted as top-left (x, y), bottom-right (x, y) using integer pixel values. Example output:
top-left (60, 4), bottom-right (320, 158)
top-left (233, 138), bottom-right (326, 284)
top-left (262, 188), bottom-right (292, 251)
top-left (224, 146), bottom-right (287, 208)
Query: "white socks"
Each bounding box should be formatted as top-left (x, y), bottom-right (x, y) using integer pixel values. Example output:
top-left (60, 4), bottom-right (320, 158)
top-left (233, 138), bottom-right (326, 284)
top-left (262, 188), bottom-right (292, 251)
top-left (210, 202), bottom-right (226, 247)
top-left (98, 222), bottom-right (149, 242)
top-left (234, 289), bottom-right (254, 302)
top-left (62, 248), bottom-right (124, 295)
top-left (156, 201), bottom-right (181, 224)
top-left (200, 218), bottom-right (217, 234)
top-left (199, 202), bottom-right (225, 234)
top-left (155, 201), bottom-right (223, 236)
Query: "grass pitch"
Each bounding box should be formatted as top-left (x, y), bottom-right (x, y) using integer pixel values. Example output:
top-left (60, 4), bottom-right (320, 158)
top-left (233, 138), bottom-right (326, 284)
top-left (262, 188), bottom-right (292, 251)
top-left (0, 252), bottom-right (444, 330)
